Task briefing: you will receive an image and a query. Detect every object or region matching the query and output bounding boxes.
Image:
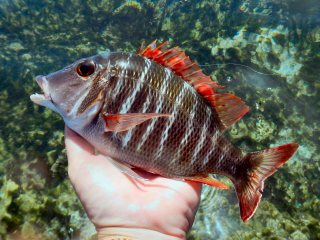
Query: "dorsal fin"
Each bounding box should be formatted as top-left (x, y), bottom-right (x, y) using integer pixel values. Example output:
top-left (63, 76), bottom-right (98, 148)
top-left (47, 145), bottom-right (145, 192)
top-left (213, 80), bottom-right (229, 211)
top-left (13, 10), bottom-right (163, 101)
top-left (210, 93), bottom-right (249, 129)
top-left (138, 40), bottom-right (223, 90)
top-left (138, 40), bottom-right (249, 129)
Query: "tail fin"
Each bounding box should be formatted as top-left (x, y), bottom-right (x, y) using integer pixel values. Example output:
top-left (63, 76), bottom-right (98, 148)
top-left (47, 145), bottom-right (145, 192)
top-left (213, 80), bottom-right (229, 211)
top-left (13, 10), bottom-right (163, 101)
top-left (235, 143), bottom-right (299, 222)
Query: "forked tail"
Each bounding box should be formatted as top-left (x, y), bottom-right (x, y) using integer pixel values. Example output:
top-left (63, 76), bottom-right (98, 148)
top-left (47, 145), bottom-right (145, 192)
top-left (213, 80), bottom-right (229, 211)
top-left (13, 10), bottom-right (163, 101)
top-left (234, 143), bottom-right (299, 222)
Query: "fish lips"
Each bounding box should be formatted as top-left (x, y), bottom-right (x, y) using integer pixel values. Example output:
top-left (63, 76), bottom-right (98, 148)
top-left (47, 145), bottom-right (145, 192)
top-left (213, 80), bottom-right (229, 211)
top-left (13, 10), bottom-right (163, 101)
top-left (30, 75), bottom-right (52, 106)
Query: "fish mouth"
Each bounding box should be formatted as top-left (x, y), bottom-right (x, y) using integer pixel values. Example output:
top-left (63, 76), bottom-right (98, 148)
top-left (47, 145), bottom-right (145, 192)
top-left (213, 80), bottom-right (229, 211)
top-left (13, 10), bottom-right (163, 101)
top-left (30, 75), bottom-right (52, 105)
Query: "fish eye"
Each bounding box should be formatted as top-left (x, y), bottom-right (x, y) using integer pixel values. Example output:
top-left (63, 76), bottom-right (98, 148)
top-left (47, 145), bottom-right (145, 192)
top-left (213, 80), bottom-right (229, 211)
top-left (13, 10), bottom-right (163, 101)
top-left (76, 60), bottom-right (96, 77)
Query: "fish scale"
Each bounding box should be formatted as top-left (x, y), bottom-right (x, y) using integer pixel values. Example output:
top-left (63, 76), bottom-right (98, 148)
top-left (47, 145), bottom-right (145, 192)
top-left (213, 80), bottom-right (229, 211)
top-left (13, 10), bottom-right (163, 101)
top-left (31, 40), bottom-right (299, 222)
top-left (103, 53), bottom-right (231, 177)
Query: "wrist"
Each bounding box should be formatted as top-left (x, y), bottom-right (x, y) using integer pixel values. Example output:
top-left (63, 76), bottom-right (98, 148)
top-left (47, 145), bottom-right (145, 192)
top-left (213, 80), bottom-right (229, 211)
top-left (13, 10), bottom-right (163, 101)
top-left (97, 227), bottom-right (185, 240)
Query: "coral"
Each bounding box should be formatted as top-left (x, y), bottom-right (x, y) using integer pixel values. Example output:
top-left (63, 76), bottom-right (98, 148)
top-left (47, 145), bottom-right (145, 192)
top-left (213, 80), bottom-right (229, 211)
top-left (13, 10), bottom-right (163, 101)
top-left (0, 0), bottom-right (319, 239)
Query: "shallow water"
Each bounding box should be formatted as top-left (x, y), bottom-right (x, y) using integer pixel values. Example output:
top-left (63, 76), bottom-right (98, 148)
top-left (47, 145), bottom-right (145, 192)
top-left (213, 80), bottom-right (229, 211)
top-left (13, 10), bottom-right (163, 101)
top-left (0, 0), bottom-right (319, 239)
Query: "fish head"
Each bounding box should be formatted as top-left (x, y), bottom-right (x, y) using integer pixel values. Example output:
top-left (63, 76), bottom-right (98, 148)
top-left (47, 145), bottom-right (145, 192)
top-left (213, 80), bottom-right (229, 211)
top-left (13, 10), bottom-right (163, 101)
top-left (30, 53), bottom-right (111, 130)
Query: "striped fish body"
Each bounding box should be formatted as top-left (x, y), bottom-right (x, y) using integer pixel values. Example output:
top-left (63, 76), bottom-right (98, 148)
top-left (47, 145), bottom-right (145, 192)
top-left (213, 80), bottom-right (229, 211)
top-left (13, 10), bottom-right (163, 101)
top-left (31, 41), bottom-right (298, 222)
top-left (91, 52), bottom-right (242, 178)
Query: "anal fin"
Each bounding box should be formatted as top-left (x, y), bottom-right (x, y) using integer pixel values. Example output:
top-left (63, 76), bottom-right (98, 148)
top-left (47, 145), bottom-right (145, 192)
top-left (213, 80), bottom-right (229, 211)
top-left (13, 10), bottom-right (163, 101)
top-left (184, 175), bottom-right (229, 189)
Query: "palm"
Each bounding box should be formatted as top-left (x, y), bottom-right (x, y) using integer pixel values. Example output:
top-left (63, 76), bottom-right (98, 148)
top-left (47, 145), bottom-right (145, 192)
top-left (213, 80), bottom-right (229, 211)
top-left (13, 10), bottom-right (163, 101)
top-left (65, 127), bottom-right (202, 238)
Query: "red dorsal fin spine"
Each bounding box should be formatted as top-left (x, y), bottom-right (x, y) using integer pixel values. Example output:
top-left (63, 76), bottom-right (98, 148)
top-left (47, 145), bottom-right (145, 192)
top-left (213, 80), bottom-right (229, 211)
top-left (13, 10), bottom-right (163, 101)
top-left (138, 40), bottom-right (223, 90)
top-left (138, 40), bottom-right (249, 129)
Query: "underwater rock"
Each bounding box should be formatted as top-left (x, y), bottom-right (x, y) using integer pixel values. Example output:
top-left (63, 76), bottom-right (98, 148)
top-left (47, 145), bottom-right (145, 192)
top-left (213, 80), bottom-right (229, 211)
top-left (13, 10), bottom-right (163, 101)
top-left (7, 42), bottom-right (24, 51)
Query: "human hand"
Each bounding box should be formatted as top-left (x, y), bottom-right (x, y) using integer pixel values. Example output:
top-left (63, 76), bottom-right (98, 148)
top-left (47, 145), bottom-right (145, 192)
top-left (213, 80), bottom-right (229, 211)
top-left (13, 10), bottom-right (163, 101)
top-left (65, 127), bottom-right (202, 240)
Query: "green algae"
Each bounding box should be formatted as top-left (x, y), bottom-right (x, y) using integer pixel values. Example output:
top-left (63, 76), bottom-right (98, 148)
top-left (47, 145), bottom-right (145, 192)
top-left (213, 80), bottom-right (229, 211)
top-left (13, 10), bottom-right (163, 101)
top-left (0, 178), bottom-right (19, 234)
top-left (0, 0), bottom-right (319, 239)
top-left (113, 1), bottom-right (143, 15)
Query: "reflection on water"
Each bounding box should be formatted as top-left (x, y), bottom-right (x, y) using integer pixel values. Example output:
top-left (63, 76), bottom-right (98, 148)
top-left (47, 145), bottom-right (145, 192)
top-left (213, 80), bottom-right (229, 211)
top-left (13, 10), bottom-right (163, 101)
top-left (0, 0), bottom-right (319, 239)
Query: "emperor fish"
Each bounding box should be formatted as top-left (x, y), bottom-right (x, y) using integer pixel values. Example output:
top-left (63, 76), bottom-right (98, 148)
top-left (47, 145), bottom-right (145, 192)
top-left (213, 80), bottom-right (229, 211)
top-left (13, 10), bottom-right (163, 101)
top-left (30, 41), bottom-right (298, 222)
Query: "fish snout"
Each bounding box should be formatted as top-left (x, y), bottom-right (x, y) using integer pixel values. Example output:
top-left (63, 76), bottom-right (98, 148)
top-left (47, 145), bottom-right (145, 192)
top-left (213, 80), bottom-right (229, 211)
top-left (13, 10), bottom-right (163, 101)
top-left (35, 75), bottom-right (50, 99)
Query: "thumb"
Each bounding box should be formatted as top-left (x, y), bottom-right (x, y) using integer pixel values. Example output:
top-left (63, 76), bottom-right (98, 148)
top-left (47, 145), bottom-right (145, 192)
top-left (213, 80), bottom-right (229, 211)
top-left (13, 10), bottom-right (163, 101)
top-left (64, 126), bottom-right (94, 167)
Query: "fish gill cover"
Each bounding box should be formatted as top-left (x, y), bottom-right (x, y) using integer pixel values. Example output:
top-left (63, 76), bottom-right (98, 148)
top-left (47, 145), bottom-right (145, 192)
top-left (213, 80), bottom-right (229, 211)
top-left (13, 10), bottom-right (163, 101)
top-left (0, 0), bottom-right (319, 239)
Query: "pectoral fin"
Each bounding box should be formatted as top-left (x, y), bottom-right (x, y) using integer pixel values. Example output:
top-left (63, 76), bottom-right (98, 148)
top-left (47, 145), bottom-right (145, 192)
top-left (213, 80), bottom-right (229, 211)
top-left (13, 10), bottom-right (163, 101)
top-left (103, 113), bottom-right (171, 132)
top-left (184, 175), bottom-right (229, 189)
top-left (107, 157), bottom-right (147, 181)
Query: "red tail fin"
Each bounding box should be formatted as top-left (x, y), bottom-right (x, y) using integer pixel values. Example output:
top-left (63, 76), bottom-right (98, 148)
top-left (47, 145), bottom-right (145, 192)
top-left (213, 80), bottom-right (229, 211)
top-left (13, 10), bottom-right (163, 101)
top-left (235, 143), bottom-right (299, 222)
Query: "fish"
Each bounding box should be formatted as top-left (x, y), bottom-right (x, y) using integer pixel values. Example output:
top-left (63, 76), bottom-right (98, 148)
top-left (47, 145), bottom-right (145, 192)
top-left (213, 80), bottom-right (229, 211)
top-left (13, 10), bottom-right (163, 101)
top-left (30, 40), bottom-right (298, 222)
